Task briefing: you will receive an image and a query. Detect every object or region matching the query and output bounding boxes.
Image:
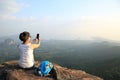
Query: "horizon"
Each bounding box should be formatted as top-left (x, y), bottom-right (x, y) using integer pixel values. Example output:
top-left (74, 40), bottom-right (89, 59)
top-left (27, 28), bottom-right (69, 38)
top-left (0, 0), bottom-right (120, 41)
top-left (1, 34), bottom-right (120, 43)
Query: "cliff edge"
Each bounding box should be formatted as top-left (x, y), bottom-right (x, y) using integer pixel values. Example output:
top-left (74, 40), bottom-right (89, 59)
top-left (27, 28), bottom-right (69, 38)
top-left (0, 60), bottom-right (103, 80)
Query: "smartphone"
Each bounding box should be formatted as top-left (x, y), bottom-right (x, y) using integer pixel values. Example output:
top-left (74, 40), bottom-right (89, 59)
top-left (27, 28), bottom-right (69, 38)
top-left (36, 33), bottom-right (39, 39)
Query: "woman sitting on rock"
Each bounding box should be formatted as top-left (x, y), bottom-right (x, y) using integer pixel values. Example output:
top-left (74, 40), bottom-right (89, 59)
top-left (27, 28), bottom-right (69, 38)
top-left (18, 31), bottom-right (40, 70)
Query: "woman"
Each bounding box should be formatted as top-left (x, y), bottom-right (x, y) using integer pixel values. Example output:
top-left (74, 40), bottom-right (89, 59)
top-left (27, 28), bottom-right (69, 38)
top-left (18, 31), bottom-right (40, 69)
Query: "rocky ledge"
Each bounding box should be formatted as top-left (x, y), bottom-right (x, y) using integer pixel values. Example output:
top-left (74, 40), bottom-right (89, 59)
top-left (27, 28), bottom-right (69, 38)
top-left (0, 60), bottom-right (103, 80)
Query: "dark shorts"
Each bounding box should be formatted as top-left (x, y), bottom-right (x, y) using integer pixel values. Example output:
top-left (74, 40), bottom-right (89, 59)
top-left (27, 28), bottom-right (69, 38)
top-left (18, 64), bottom-right (36, 70)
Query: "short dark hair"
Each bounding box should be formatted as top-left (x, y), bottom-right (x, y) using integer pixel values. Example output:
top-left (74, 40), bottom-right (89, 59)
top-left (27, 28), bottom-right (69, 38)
top-left (19, 31), bottom-right (30, 43)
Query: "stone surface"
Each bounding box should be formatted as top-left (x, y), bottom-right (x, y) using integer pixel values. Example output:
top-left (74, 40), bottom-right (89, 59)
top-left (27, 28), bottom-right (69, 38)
top-left (0, 60), bottom-right (103, 80)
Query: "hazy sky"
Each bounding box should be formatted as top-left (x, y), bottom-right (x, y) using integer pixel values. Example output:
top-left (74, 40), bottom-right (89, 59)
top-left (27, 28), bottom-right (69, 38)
top-left (0, 0), bottom-right (120, 40)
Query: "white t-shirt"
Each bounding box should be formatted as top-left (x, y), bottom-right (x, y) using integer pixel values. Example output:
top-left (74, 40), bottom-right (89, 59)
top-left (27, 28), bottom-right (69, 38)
top-left (18, 43), bottom-right (34, 68)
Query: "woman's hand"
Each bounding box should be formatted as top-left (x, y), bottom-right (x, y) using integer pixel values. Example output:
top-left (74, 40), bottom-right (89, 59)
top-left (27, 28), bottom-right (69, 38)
top-left (31, 39), bottom-right (36, 43)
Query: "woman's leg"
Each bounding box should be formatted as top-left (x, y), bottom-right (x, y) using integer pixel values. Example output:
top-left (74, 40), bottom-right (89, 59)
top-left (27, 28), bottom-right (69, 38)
top-left (49, 67), bottom-right (57, 80)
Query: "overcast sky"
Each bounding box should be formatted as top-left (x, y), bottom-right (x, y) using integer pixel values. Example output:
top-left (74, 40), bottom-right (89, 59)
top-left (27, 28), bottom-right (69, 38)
top-left (0, 0), bottom-right (120, 40)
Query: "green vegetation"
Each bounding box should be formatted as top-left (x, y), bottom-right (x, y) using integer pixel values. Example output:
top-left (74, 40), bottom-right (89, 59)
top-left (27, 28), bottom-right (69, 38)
top-left (0, 39), bottom-right (120, 80)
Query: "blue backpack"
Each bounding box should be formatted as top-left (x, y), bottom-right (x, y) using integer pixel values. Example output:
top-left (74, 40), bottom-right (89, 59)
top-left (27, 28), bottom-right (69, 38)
top-left (35, 61), bottom-right (53, 76)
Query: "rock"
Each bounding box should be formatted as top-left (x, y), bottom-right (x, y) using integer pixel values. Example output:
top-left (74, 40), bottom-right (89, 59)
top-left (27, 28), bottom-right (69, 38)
top-left (4, 38), bottom-right (16, 45)
top-left (0, 60), bottom-right (103, 80)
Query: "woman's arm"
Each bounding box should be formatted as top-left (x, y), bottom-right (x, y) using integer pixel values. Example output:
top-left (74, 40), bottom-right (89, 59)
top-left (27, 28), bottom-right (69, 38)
top-left (30, 38), bottom-right (40, 49)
